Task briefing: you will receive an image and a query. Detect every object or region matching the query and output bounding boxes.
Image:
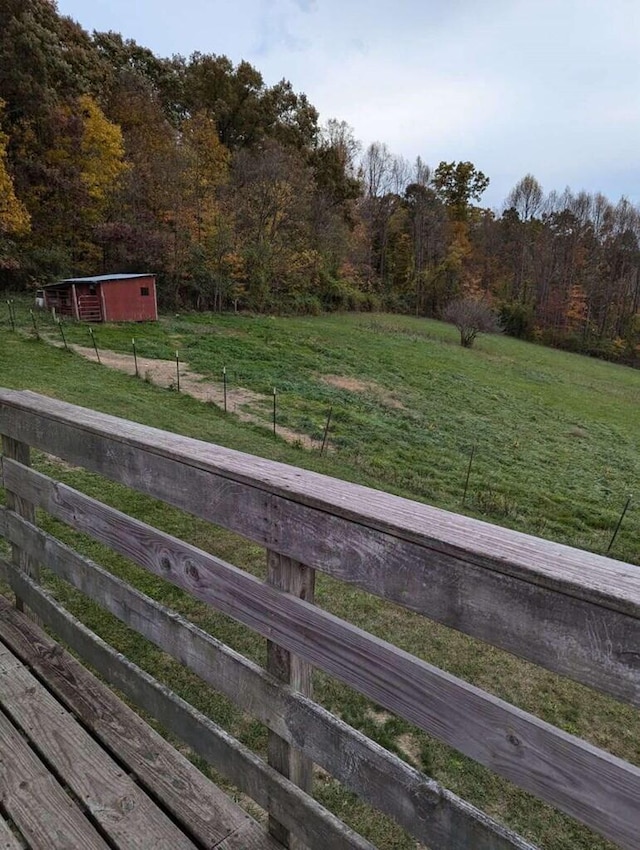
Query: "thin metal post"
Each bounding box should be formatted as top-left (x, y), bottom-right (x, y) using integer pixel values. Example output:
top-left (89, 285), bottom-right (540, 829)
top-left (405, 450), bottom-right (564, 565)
top-left (132, 338), bottom-right (138, 377)
top-left (607, 495), bottom-right (632, 554)
top-left (89, 327), bottom-right (100, 364)
top-left (175, 351), bottom-right (180, 392)
top-left (320, 406), bottom-right (333, 455)
top-left (273, 387), bottom-right (277, 436)
top-left (223, 366), bottom-right (227, 412)
top-left (58, 320), bottom-right (68, 351)
top-left (462, 443), bottom-right (476, 506)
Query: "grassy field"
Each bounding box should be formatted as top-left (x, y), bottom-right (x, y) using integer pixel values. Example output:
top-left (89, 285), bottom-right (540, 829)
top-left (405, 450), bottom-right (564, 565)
top-left (1, 299), bottom-right (639, 849)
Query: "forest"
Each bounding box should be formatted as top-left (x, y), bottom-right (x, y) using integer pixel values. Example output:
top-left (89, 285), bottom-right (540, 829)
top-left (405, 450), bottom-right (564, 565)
top-left (1, 0), bottom-right (640, 364)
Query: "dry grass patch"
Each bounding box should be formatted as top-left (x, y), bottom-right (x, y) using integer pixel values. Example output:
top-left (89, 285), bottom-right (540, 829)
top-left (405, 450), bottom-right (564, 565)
top-left (320, 374), bottom-right (405, 410)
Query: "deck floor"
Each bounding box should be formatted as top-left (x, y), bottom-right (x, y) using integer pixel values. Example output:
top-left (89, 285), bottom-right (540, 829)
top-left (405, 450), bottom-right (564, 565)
top-left (0, 596), bottom-right (280, 850)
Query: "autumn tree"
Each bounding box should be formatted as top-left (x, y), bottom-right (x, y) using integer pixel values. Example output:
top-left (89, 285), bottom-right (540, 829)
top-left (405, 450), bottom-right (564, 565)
top-left (3, 0), bottom-right (640, 362)
top-left (310, 120), bottom-right (361, 214)
top-left (95, 67), bottom-right (181, 284)
top-left (77, 96), bottom-right (127, 212)
top-left (499, 174), bottom-right (545, 305)
top-left (306, 121), bottom-right (361, 297)
top-left (0, 1), bottom-right (117, 283)
top-left (361, 142), bottom-right (393, 198)
top-left (404, 172), bottom-right (447, 314)
top-left (0, 0), bottom-right (106, 127)
top-left (184, 54), bottom-right (264, 148)
top-left (178, 111), bottom-right (231, 309)
top-left (26, 94), bottom-right (126, 269)
top-left (0, 104), bottom-right (30, 275)
top-left (230, 141), bottom-right (316, 310)
top-left (358, 142), bottom-right (413, 294)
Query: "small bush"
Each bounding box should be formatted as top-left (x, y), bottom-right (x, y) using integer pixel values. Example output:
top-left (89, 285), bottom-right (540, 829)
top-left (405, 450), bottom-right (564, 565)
top-left (442, 298), bottom-right (500, 348)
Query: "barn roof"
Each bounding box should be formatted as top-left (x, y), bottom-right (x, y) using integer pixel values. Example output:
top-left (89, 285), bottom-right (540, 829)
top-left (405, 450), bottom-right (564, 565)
top-left (44, 274), bottom-right (154, 288)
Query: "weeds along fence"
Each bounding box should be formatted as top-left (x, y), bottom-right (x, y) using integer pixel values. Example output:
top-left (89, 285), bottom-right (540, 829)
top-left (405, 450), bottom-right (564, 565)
top-left (0, 389), bottom-right (639, 850)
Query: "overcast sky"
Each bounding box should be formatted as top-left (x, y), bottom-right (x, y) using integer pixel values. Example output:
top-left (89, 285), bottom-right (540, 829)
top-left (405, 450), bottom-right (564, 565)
top-left (56, 0), bottom-right (640, 209)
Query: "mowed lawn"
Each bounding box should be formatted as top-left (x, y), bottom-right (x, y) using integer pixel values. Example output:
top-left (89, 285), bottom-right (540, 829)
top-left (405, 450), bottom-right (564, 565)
top-left (1, 304), bottom-right (639, 849)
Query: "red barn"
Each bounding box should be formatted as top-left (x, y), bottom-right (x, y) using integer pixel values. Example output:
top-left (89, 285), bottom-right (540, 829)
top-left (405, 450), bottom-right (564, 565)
top-left (43, 274), bottom-right (158, 322)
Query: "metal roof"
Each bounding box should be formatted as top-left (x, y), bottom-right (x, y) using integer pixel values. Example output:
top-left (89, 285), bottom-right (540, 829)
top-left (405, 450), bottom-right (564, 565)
top-left (44, 274), bottom-right (154, 288)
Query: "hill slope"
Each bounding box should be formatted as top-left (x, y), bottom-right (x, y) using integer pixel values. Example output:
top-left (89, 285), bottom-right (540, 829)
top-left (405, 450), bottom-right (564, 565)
top-left (1, 308), bottom-right (639, 849)
top-left (4, 306), bottom-right (639, 562)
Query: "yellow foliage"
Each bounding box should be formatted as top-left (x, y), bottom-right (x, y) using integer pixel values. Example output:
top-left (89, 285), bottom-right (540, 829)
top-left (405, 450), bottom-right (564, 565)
top-left (182, 112), bottom-right (229, 189)
top-left (0, 103), bottom-right (30, 236)
top-left (226, 251), bottom-right (246, 281)
top-left (78, 95), bottom-right (127, 205)
top-left (443, 221), bottom-right (472, 272)
top-left (178, 111), bottom-right (230, 244)
top-left (288, 249), bottom-right (322, 277)
top-left (43, 95), bottom-right (126, 215)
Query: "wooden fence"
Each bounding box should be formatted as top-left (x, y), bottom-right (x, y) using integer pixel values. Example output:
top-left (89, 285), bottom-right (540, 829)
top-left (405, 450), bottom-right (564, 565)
top-left (0, 388), bottom-right (638, 850)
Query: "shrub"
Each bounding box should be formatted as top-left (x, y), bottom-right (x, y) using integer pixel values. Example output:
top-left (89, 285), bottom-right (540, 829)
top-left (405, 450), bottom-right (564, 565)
top-left (442, 297), bottom-right (500, 348)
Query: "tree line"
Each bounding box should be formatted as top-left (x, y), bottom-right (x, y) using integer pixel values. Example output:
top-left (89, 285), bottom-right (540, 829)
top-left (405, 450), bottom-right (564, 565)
top-left (1, 0), bottom-right (639, 364)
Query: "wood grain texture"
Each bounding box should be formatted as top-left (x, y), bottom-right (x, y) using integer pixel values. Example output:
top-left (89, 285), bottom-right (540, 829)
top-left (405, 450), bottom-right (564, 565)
top-left (1, 393), bottom-right (639, 708)
top-left (216, 822), bottom-right (284, 850)
top-left (0, 643), bottom-right (198, 850)
top-left (1, 473), bottom-right (638, 848)
top-left (0, 389), bottom-right (637, 607)
top-left (0, 701), bottom-right (110, 850)
top-left (0, 596), bottom-right (257, 850)
top-left (0, 516), bottom-right (537, 850)
top-left (0, 813), bottom-right (25, 850)
top-left (0, 437), bottom-right (38, 616)
top-left (267, 551), bottom-right (315, 849)
top-left (0, 567), bottom-right (375, 850)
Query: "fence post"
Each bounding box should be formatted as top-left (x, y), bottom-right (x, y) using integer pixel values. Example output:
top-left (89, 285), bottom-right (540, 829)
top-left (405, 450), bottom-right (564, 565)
top-left (266, 550), bottom-right (315, 849)
top-left (1, 436), bottom-right (39, 615)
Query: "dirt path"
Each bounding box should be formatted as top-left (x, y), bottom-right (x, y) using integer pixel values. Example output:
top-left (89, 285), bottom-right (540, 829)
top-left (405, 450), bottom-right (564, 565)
top-left (56, 341), bottom-right (319, 449)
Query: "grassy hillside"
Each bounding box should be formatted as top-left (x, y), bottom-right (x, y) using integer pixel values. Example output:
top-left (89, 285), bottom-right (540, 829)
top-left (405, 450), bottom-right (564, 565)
top-left (9, 301), bottom-right (639, 559)
top-left (1, 303), bottom-right (639, 849)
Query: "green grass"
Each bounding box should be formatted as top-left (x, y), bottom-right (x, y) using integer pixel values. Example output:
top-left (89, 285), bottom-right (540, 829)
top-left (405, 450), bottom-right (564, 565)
top-left (1, 299), bottom-right (639, 849)
top-left (24, 302), bottom-right (640, 559)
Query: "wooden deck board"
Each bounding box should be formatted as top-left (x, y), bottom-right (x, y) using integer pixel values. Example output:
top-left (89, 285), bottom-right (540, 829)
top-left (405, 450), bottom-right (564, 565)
top-left (0, 595), bottom-right (280, 850)
top-left (0, 599), bottom-right (282, 850)
top-left (0, 644), bottom-right (199, 850)
top-left (0, 703), bottom-right (109, 850)
top-left (0, 527), bottom-right (536, 850)
top-left (0, 811), bottom-right (26, 850)
top-left (0, 578), bottom-right (376, 850)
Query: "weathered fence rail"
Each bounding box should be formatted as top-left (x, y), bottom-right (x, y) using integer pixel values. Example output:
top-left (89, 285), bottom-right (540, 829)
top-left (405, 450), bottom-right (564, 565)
top-left (0, 388), bottom-right (638, 850)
